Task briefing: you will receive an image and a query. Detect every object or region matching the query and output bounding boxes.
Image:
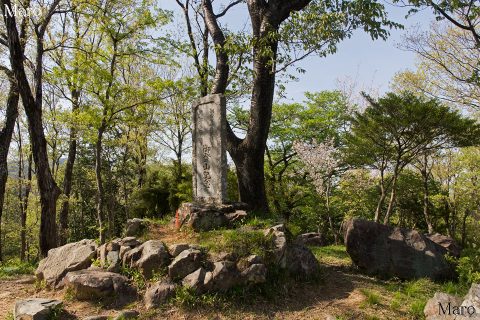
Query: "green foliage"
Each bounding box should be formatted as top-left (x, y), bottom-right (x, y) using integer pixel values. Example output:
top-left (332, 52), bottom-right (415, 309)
top-left (173, 286), bottom-right (222, 309)
top-left (455, 248), bottom-right (480, 285)
top-left (0, 259), bottom-right (36, 279)
top-left (120, 265), bottom-right (146, 290)
top-left (198, 229), bottom-right (273, 259)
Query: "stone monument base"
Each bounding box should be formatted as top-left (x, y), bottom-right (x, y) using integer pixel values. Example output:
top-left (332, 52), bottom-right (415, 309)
top-left (177, 202), bottom-right (249, 232)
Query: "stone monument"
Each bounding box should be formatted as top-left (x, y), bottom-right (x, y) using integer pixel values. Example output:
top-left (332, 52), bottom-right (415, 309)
top-left (176, 94), bottom-right (248, 231)
top-left (192, 93), bottom-right (227, 204)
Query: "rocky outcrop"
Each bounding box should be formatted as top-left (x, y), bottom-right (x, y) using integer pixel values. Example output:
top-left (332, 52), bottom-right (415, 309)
top-left (168, 249), bottom-right (203, 280)
top-left (63, 270), bottom-right (136, 301)
top-left (427, 233), bottom-right (462, 258)
top-left (264, 224), bottom-right (287, 268)
top-left (14, 299), bottom-right (62, 320)
top-left (144, 281), bottom-right (177, 309)
top-left (295, 232), bottom-right (326, 247)
top-left (35, 239), bottom-right (97, 288)
top-left (125, 218), bottom-right (149, 237)
top-left (135, 240), bottom-right (171, 279)
top-left (209, 261), bottom-right (241, 292)
top-left (424, 283), bottom-right (480, 319)
top-left (177, 202), bottom-right (250, 231)
top-left (285, 243), bottom-right (321, 278)
top-left (344, 218), bottom-right (455, 280)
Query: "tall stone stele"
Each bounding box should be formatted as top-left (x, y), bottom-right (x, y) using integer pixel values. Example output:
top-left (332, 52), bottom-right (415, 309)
top-left (192, 94), bottom-right (227, 204)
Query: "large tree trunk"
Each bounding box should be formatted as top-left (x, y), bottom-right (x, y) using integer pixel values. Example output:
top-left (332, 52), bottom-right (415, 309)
top-left (0, 79), bottom-right (20, 262)
top-left (58, 89), bottom-right (80, 245)
top-left (3, 0), bottom-right (62, 256)
top-left (95, 124), bottom-right (106, 244)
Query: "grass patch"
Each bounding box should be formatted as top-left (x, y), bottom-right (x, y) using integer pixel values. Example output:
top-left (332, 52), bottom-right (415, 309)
top-left (0, 259), bottom-right (36, 279)
top-left (197, 229), bottom-right (273, 259)
top-left (360, 288), bottom-right (381, 307)
top-left (310, 245), bottom-right (351, 267)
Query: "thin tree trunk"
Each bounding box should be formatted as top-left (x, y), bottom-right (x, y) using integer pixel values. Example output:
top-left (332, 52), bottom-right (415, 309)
top-left (95, 124), bottom-right (106, 244)
top-left (374, 168), bottom-right (386, 223)
top-left (59, 90), bottom-right (80, 245)
top-left (0, 78), bottom-right (19, 262)
top-left (421, 154), bottom-right (434, 234)
top-left (21, 152), bottom-right (32, 261)
top-left (325, 178), bottom-right (338, 244)
top-left (384, 167), bottom-right (399, 225)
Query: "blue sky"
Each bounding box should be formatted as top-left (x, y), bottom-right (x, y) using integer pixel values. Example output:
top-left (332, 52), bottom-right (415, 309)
top-left (161, 1), bottom-right (435, 102)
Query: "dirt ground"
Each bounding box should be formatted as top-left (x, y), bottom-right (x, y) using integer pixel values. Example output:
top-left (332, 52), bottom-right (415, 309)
top-left (0, 224), bottom-right (406, 320)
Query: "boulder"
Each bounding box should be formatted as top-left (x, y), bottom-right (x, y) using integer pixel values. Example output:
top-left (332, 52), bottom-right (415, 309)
top-left (182, 267), bottom-right (208, 293)
top-left (14, 299), bottom-right (62, 320)
top-left (424, 292), bottom-right (463, 320)
top-left (168, 243), bottom-right (192, 257)
top-left (209, 261), bottom-right (241, 292)
top-left (225, 210), bottom-right (248, 223)
top-left (135, 240), bottom-right (171, 279)
top-left (460, 283), bottom-right (480, 318)
top-left (344, 218), bottom-right (455, 280)
top-left (264, 224), bottom-right (287, 268)
top-left (295, 232), bottom-right (327, 247)
top-left (285, 243), bottom-right (321, 278)
top-left (83, 317), bottom-right (109, 320)
top-left (35, 239), bottom-right (97, 288)
top-left (241, 264), bottom-right (267, 284)
top-left (237, 254), bottom-right (263, 272)
top-left (63, 270), bottom-right (136, 301)
top-left (426, 233), bottom-right (462, 258)
top-left (125, 218), bottom-right (148, 237)
top-left (178, 202), bottom-right (249, 231)
top-left (144, 281), bottom-right (177, 309)
top-left (118, 237), bottom-right (142, 248)
top-left (168, 249), bottom-right (203, 280)
top-left (122, 246), bottom-right (143, 268)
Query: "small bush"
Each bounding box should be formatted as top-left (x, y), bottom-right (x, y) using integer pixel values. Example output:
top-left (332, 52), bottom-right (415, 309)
top-left (456, 248), bottom-right (480, 285)
top-left (0, 259), bottom-right (36, 279)
top-left (120, 266), bottom-right (146, 290)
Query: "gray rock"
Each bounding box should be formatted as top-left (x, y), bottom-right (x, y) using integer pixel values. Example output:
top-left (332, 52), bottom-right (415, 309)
top-left (63, 270), bottom-right (136, 301)
top-left (285, 243), bottom-right (321, 278)
top-left (225, 210), bottom-right (248, 223)
top-left (83, 316), bottom-right (109, 320)
top-left (237, 254), bottom-right (263, 271)
top-left (125, 218), bottom-right (148, 237)
top-left (189, 209), bottom-right (229, 232)
top-left (135, 240), bottom-right (171, 279)
top-left (119, 237), bottom-right (142, 248)
top-left (424, 292), bottom-right (462, 320)
top-left (122, 246), bottom-right (143, 268)
top-left (210, 261), bottom-right (241, 292)
top-left (106, 250), bottom-right (121, 273)
top-left (295, 232), bottom-right (327, 247)
top-left (241, 263), bottom-right (267, 284)
top-left (426, 233), bottom-right (462, 258)
top-left (460, 283), bottom-right (480, 319)
top-left (168, 243), bottom-right (191, 257)
top-left (144, 281), bottom-right (177, 310)
top-left (211, 251), bottom-right (237, 263)
top-left (14, 298), bottom-right (62, 320)
top-left (168, 249), bottom-right (203, 280)
top-left (113, 310), bottom-right (139, 319)
top-left (264, 224), bottom-right (287, 268)
top-left (35, 239), bottom-right (97, 289)
top-left (182, 267), bottom-right (207, 293)
top-left (344, 218), bottom-right (455, 280)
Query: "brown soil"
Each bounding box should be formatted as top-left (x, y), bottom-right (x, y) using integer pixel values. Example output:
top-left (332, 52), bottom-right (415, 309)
top-left (0, 224), bottom-right (410, 320)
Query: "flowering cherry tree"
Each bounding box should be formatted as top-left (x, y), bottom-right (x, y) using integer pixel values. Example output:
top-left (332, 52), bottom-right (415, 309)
top-left (293, 139), bottom-right (341, 243)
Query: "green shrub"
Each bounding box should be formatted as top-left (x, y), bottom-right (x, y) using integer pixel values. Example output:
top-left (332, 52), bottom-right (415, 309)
top-left (456, 248), bottom-right (480, 285)
top-left (360, 288), bottom-right (381, 307)
top-left (0, 259), bottom-right (36, 279)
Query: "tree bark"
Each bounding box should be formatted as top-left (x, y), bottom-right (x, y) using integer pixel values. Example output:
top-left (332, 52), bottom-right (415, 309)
top-left (383, 165), bottom-right (400, 225)
top-left (0, 77), bottom-right (19, 262)
top-left (374, 168), bottom-right (387, 223)
top-left (202, 0), bottom-right (311, 212)
top-left (58, 89), bottom-right (80, 245)
top-left (95, 124), bottom-right (106, 244)
top-left (2, 0), bottom-right (62, 256)
top-left (421, 153), bottom-right (434, 234)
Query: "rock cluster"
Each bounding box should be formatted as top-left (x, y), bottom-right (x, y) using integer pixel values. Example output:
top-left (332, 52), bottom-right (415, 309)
top-left (424, 283), bottom-right (480, 319)
top-left (344, 218), bottom-right (456, 280)
top-left (177, 202), bottom-right (249, 231)
top-left (31, 223), bottom-right (320, 311)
